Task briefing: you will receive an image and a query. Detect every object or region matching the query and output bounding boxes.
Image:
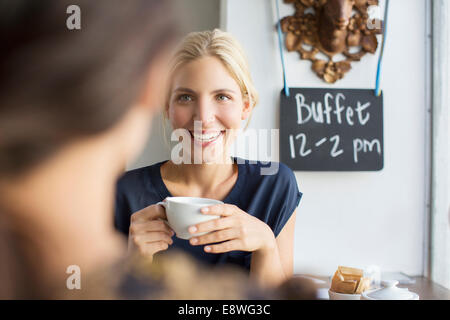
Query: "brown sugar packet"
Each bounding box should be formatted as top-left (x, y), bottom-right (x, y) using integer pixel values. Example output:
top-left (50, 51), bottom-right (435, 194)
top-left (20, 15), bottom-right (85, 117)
top-left (355, 277), bottom-right (371, 294)
top-left (330, 270), bottom-right (344, 292)
top-left (334, 280), bottom-right (358, 294)
top-left (338, 266), bottom-right (363, 277)
top-left (331, 266), bottom-right (367, 294)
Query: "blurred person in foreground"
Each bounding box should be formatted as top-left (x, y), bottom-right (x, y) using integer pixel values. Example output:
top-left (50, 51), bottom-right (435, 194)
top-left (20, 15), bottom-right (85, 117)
top-left (0, 0), bottom-right (317, 300)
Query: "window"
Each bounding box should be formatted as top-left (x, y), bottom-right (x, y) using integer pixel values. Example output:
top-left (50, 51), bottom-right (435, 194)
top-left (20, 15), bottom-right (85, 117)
top-left (430, 0), bottom-right (450, 290)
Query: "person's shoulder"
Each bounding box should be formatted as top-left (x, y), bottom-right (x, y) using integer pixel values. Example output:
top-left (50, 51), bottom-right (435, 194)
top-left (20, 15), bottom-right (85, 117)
top-left (278, 161), bottom-right (296, 178)
top-left (117, 160), bottom-right (167, 189)
top-left (117, 166), bottom-right (147, 186)
top-left (236, 157), bottom-right (296, 183)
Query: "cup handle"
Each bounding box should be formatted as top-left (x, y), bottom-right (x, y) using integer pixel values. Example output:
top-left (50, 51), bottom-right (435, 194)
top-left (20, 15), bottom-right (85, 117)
top-left (156, 201), bottom-right (171, 229)
top-left (157, 201), bottom-right (167, 209)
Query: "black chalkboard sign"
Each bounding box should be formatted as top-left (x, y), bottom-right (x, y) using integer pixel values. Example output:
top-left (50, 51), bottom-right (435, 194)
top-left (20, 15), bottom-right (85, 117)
top-left (280, 88), bottom-right (384, 171)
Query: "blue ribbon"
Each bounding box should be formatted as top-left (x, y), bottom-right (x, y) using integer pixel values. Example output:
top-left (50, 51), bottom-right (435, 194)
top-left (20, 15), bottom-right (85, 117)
top-left (275, 0), bottom-right (290, 97)
top-left (375, 0), bottom-right (390, 97)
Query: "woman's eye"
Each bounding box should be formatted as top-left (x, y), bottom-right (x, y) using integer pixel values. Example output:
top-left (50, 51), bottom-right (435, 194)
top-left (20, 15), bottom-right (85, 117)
top-left (177, 94), bottom-right (193, 102)
top-left (216, 94), bottom-right (231, 102)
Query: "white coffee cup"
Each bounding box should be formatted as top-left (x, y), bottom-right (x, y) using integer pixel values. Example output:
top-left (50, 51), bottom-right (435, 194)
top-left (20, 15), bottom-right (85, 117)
top-left (157, 197), bottom-right (222, 240)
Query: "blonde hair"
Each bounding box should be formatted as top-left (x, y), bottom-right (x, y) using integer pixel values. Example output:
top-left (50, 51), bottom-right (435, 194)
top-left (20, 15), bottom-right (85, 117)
top-left (163, 29), bottom-right (259, 126)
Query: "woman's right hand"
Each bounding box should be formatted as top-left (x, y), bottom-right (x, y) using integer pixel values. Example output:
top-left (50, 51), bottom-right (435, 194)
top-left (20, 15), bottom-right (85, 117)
top-left (128, 203), bottom-right (174, 261)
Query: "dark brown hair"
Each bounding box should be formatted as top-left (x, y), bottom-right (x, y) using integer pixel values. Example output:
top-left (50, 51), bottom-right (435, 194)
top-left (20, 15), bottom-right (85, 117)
top-left (0, 0), bottom-right (178, 177)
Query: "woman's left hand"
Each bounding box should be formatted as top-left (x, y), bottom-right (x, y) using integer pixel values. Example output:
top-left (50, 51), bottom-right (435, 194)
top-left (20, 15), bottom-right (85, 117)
top-left (188, 204), bottom-right (276, 254)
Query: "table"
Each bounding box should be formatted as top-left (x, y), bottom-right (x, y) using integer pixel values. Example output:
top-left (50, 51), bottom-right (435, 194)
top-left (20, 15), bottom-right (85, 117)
top-left (398, 276), bottom-right (450, 300)
top-left (295, 275), bottom-right (450, 300)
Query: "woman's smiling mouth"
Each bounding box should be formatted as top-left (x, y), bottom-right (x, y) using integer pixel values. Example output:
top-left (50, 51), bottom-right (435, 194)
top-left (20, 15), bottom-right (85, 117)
top-left (189, 130), bottom-right (225, 147)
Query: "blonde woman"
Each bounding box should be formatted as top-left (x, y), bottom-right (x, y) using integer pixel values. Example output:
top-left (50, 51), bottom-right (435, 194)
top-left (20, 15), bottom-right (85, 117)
top-left (115, 29), bottom-right (302, 288)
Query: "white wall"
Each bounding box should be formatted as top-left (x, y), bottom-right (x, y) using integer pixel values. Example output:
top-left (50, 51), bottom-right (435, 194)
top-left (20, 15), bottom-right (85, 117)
top-left (225, 0), bottom-right (427, 276)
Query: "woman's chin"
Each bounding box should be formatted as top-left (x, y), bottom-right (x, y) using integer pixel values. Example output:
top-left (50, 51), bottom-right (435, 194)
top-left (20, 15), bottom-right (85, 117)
top-left (187, 145), bottom-right (226, 164)
top-left (190, 136), bottom-right (227, 164)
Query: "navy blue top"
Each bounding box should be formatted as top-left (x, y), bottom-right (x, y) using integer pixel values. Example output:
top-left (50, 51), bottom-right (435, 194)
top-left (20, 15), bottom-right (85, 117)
top-left (114, 158), bottom-right (302, 271)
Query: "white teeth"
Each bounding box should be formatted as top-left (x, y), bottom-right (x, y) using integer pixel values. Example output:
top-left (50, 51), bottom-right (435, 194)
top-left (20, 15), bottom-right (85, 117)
top-left (192, 131), bottom-right (222, 142)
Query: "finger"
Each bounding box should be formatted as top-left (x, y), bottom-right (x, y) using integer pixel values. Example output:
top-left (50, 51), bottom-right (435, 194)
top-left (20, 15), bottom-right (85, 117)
top-left (130, 220), bottom-right (174, 236)
top-left (189, 216), bottom-right (234, 234)
top-left (139, 241), bottom-right (170, 256)
top-left (200, 204), bottom-right (237, 216)
top-left (131, 204), bottom-right (167, 222)
top-left (190, 228), bottom-right (238, 246)
top-left (204, 239), bottom-right (242, 254)
top-left (131, 232), bottom-right (174, 247)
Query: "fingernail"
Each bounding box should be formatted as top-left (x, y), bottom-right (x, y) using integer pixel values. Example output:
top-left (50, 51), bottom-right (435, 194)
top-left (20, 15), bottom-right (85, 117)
top-left (190, 238), bottom-right (198, 244)
top-left (188, 226), bottom-right (197, 233)
top-left (204, 246), bottom-right (211, 252)
top-left (201, 207), bottom-right (209, 213)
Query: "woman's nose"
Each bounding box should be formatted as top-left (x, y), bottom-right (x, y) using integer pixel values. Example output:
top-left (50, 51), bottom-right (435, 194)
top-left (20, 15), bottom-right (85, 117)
top-left (194, 98), bottom-right (215, 124)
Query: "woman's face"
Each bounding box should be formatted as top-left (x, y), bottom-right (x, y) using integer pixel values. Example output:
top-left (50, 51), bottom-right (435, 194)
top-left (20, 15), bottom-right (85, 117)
top-left (168, 56), bottom-right (250, 164)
